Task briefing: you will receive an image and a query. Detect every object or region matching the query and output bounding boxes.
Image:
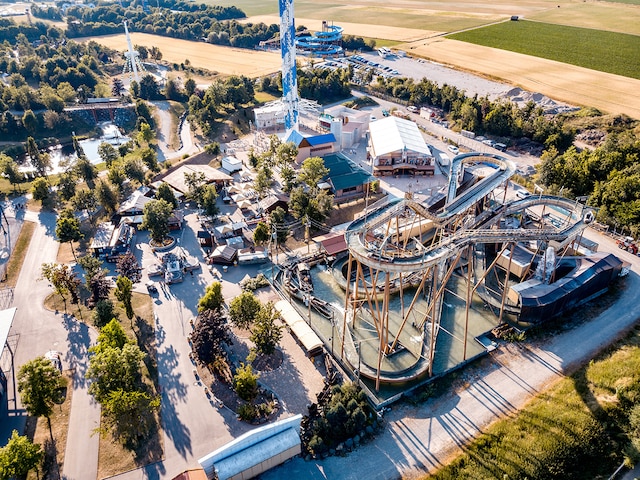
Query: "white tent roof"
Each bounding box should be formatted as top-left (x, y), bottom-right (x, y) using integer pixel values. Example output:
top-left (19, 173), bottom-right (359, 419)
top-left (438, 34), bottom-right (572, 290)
top-left (369, 116), bottom-right (431, 157)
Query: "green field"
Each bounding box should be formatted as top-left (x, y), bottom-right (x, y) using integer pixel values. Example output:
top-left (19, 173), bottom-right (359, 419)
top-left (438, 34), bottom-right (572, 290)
top-left (448, 20), bottom-right (640, 80)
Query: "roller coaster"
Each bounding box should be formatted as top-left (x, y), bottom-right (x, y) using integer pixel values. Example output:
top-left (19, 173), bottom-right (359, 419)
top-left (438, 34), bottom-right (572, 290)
top-left (335, 153), bottom-right (616, 391)
top-left (295, 21), bottom-right (343, 57)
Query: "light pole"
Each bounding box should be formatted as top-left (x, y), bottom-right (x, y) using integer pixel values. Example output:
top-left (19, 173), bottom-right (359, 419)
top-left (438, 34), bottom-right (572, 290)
top-left (330, 312), bottom-right (335, 356)
top-left (305, 293), bottom-right (311, 326)
top-left (355, 341), bottom-right (361, 384)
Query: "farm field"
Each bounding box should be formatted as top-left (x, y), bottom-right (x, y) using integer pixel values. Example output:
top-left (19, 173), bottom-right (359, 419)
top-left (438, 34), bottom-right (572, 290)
top-left (243, 15), bottom-right (433, 42)
top-left (527, 2), bottom-right (640, 35)
top-left (77, 33), bottom-right (282, 78)
top-left (403, 37), bottom-right (640, 119)
top-left (448, 20), bottom-right (640, 80)
top-left (211, 0), bottom-right (576, 26)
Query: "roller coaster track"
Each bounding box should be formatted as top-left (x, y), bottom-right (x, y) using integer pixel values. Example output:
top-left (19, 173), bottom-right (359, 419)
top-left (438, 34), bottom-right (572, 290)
top-left (345, 153), bottom-right (592, 274)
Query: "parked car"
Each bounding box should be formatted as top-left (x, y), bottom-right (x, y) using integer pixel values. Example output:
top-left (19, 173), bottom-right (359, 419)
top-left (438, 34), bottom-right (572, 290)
top-left (45, 351), bottom-right (62, 372)
top-left (146, 281), bottom-right (158, 295)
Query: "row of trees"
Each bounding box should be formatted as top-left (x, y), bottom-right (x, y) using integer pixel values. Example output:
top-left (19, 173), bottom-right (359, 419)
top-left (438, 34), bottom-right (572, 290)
top-left (368, 75), bottom-right (575, 151)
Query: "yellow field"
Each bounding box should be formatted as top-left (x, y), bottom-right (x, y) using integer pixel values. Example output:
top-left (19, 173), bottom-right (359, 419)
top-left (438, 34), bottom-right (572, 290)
top-left (245, 15), bottom-right (435, 42)
top-left (248, 0), bottom-right (640, 119)
top-left (403, 38), bottom-right (640, 119)
top-left (79, 33), bottom-right (282, 78)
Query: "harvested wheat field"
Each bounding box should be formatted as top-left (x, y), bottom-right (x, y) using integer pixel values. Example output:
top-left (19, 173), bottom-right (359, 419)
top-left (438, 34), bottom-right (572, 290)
top-left (81, 33), bottom-right (282, 78)
top-left (244, 15), bottom-right (434, 42)
top-left (403, 38), bottom-right (640, 119)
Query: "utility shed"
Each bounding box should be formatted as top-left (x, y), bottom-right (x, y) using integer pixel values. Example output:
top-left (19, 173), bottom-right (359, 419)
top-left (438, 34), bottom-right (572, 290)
top-left (198, 414), bottom-right (303, 480)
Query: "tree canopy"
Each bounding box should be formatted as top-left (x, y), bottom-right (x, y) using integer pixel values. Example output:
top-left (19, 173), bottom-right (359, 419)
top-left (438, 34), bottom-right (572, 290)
top-left (17, 356), bottom-right (62, 420)
top-left (229, 291), bottom-right (262, 330)
top-left (198, 281), bottom-right (224, 313)
top-left (0, 430), bottom-right (43, 479)
top-left (141, 199), bottom-right (172, 244)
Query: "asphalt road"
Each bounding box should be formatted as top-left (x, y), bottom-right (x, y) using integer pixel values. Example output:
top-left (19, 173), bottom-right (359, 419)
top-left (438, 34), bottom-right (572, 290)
top-left (0, 204), bottom-right (100, 480)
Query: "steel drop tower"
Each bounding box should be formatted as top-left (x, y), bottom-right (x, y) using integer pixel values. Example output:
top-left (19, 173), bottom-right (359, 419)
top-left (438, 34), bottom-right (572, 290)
top-left (279, 0), bottom-right (299, 131)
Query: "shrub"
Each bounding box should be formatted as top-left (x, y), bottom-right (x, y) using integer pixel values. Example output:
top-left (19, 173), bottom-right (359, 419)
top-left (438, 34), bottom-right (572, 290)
top-left (233, 363), bottom-right (259, 402)
top-left (93, 299), bottom-right (117, 327)
top-left (237, 403), bottom-right (256, 421)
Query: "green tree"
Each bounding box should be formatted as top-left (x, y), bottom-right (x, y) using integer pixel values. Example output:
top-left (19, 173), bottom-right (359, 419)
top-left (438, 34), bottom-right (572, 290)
top-left (0, 154), bottom-right (25, 191)
top-left (191, 308), bottom-right (232, 366)
top-left (95, 180), bottom-right (118, 215)
top-left (253, 222), bottom-right (270, 246)
top-left (93, 298), bottom-right (117, 328)
top-left (298, 156), bottom-right (329, 194)
top-left (141, 199), bottom-right (172, 244)
top-left (22, 109), bottom-right (38, 134)
top-left (31, 177), bottom-right (50, 204)
top-left (71, 189), bottom-right (98, 214)
top-left (155, 182), bottom-right (178, 209)
top-left (77, 255), bottom-right (104, 288)
top-left (86, 343), bottom-right (145, 403)
top-left (201, 184), bottom-right (219, 218)
top-left (123, 157), bottom-right (146, 184)
top-left (55, 209), bottom-right (83, 260)
top-left (233, 362), bottom-right (259, 402)
top-left (269, 206), bottom-right (289, 244)
top-left (250, 301), bottom-right (283, 356)
top-left (41, 262), bottom-right (81, 306)
top-left (17, 357), bottom-right (62, 426)
top-left (137, 123), bottom-right (155, 144)
top-left (114, 275), bottom-right (134, 320)
top-left (57, 171), bottom-right (77, 201)
top-left (198, 281), bottom-right (224, 313)
top-left (93, 319), bottom-right (130, 353)
top-left (98, 142), bottom-right (119, 168)
top-left (0, 430), bottom-right (43, 480)
top-left (229, 291), bottom-right (262, 330)
top-left (289, 186), bottom-right (333, 225)
top-left (75, 156), bottom-right (98, 188)
top-left (184, 171), bottom-right (207, 204)
top-left (254, 164), bottom-right (273, 198)
top-left (99, 389), bottom-right (160, 447)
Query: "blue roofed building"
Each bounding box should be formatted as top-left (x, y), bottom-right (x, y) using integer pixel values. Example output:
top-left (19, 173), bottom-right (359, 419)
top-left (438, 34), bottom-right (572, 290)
top-left (285, 130), bottom-right (336, 163)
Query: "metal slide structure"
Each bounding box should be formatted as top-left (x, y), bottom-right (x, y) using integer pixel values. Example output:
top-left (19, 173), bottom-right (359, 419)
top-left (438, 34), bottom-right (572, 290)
top-left (340, 153), bottom-right (594, 390)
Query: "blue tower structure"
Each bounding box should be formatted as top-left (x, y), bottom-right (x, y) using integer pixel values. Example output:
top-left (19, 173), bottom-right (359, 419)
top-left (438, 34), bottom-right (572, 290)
top-left (279, 0), bottom-right (299, 131)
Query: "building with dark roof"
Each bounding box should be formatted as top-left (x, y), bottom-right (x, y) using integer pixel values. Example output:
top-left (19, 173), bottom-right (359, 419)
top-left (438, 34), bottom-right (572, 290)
top-left (320, 152), bottom-right (374, 200)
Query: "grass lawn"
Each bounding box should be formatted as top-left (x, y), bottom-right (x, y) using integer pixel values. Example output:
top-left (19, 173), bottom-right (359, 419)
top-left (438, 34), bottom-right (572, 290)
top-left (3, 221), bottom-right (35, 287)
top-left (26, 372), bottom-right (72, 480)
top-left (422, 325), bottom-right (640, 479)
top-left (448, 20), bottom-right (640, 80)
